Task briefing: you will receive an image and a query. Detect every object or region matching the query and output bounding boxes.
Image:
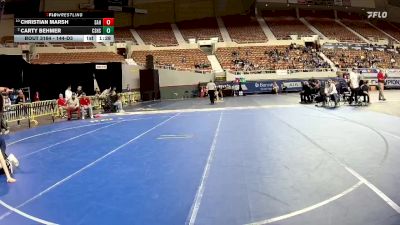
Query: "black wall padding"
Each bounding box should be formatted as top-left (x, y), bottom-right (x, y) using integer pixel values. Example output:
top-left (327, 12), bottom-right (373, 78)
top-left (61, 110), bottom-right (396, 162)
top-left (23, 63), bottom-right (122, 100)
top-left (139, 69), bottom-right (160, 101)
top-left (0, 55), bottom-right (25, 88)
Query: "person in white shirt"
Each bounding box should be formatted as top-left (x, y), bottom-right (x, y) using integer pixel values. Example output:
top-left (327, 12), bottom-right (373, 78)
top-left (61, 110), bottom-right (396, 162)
top-left (348, 69), bottom-right (360, 104)
top-left (325, 79), bottom-right (339, 107)
top-left (206, 80), bottom-right (217, 104)
top-left (65, 85), bottom-right (72, 101)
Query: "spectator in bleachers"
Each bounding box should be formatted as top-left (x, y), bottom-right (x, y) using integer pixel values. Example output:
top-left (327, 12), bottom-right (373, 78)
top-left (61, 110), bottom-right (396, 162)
top-left (66, 93), bottom-right (81, 120)
top-left (79, 93), bottom-right (93, 119)
top-left (220, 46), bottom-right (330, 72)
top-left (57, 93), bottom-right (67, 118)
top-left (65, 86), bottom-right (72, 101)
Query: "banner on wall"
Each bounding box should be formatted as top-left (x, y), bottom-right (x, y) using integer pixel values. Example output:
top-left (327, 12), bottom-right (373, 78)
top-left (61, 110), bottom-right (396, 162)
top-left (363, 78), bottom-right (400, 88)
top-left (386, 69), bottom-right (400, 77)
top-left (216, 78), bottom-right (346, 94)
top-left (385, 78), bottom-right (400, 88)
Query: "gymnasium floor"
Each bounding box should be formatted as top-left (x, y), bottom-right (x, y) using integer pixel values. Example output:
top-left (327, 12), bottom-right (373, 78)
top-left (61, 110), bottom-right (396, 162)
top-left (1, 91), bottom-right (400, 225)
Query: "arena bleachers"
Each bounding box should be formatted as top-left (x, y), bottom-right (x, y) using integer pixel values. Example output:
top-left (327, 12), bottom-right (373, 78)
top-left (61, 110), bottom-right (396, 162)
top-left (222, 15), bottom-right (267, 43)
top-left (30, 52), bottom-right (124, 64)
top-left (114, 28), bottom-right (137, 44)
top-left (135, 23), bottom-right (178, 47)
top-left (177, 18), bottom-right (222, 42)
top-left (0, 36), bottom-right (16, 47)
top-left (131, 49), bottom-right (211, 71)
top-left (392, 22), bottom-right (400, 30)
top-left (322, 49), bottom-right (400, 69)
top-left (341, 19), bottom-right (393, 42)
top-left (264, 17), bottom-right (315, 40)
top-left (306, 18), bottom-right (363, 42)
top-left (215, 45), bottom-right (330, 71)
top-left (373, 21), bottom-right (400, 41)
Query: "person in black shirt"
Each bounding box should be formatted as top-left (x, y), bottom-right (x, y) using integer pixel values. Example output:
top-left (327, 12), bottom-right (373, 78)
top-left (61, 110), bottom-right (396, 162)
top-left (359, 80), bottom-right (370, 103)
top-left (300, 81), bottom-right (312, 103)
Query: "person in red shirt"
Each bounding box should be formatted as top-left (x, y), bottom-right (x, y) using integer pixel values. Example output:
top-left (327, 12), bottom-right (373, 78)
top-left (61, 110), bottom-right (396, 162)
top-left (79, 92), bottom-right (93, 119)
top-left (57, 93), bottom-right (67, 118)
top-left (377, 69), bottom-right (387, 101)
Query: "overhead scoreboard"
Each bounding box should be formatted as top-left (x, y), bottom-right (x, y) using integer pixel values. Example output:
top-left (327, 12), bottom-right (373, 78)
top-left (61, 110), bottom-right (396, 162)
top-left (14, 12), bottom-right (115, 43)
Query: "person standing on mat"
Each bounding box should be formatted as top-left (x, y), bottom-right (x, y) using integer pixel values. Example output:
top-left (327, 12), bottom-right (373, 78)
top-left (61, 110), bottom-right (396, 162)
top-left (349, 69), bottom-right (360, 104)
top-left (377, 69), bottom-right (387, 101)
top-left (206, 80), bottom-right (216, 104)
top-left (0, 135), bottom-right (16, 183)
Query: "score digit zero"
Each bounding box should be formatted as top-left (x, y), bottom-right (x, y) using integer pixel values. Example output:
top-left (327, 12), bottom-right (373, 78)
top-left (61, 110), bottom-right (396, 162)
top-left (102, 18), bottom-right (114, 26)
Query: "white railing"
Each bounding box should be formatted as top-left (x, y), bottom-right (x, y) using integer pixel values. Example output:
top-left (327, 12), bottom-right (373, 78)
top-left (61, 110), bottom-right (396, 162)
top-left (136, 63), bottom-right (214, 74)
top-left (229, 67), bottom-right (334, 75)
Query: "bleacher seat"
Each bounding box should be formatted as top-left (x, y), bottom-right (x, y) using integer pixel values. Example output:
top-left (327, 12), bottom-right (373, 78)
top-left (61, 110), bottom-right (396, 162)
top-left (306, 18), bottom-right (363, 42)
top-left (341, 19), bottom-right (393, 42)
top-left (264, 17), bottom-right (314, 40)
top-left (50, 42), bottom-right (95, 49)
top-left (373, 21), bottom-right (400, 41)
top-left (30, 52), bottom-right (124, 64)
top-left (114, 28), bottom-right (137, 44)
top-left (222, 15), bottom-right (268, 43)
top-left (177, 18), bottom-right (222, 42)
top-left (136, 23), bottom-right (178, 46)
top-left (131, 49), bottom-right (211, 71)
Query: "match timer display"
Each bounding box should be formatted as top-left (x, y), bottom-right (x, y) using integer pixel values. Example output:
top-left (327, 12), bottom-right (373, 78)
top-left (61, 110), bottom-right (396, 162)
top-left (14, 13), bottom-right (115, 43)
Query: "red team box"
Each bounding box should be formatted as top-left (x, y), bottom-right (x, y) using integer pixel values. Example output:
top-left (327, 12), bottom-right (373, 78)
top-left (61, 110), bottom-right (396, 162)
top-left (102, 18), bottom-right (114, 26)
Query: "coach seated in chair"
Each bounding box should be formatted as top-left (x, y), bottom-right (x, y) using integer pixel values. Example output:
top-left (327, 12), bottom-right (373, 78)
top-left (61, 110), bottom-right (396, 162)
top-left (111, 91), bottom-right (124, 113)
top-left (359, 80), bottom-right (370, 104)
top-left (300, 81), bottom-right (312, 103)
top-left (309, 78), bottom-right (321, 95)
top-left (325, 79), bottom-right (339, 107)
top-left (67, 93), bottom-right (81, 120)
top-left (314, 81), bottom-right (327, 106)
top-left (80, 93), bottom-right (94, 119)
top-left (57, 94), bottom-right (67, 118)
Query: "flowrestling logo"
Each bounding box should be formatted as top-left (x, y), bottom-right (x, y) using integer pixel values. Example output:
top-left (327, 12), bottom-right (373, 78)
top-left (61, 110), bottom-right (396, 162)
top-left (367, 11), bottom-right (388, 19)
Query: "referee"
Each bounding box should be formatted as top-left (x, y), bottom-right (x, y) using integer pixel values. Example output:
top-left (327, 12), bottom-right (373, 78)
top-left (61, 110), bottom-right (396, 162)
top-left (206, 80), bottom-right (216, 104)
